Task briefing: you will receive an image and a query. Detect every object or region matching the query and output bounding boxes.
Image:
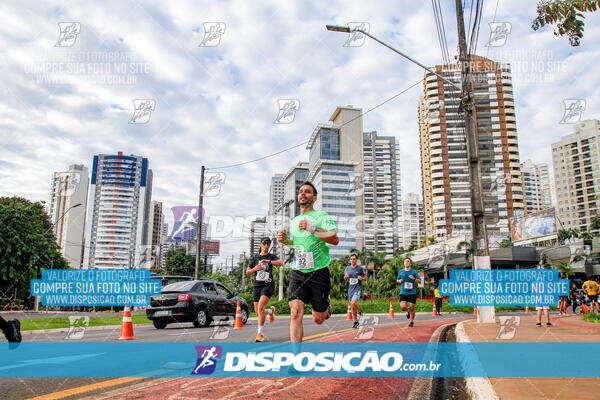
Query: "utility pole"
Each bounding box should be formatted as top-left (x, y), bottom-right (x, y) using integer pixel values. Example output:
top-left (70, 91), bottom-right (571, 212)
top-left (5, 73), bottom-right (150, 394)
top-left (455, 0), bottom-right (494, 322)
top-left (194, 166), bottom-right (205, 280)
top-left (455, 0), bottom-right (488, 257)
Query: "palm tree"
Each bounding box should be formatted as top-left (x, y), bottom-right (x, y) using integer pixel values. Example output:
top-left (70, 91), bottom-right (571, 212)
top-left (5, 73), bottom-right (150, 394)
top-left (408, 244), bottom-right (419, 251)
top-left (457, 240), bottom-right (474, 264)
top-left (555, 260), bottom-right (574, 278)
top-left (499, 236), bottom-right (513, 248)
top-left (581, 231), bottom-right (593, 240)
top-left (558, 229), bottom-right (570, 245)
top-left (420, 236), bottom-right (438, 248)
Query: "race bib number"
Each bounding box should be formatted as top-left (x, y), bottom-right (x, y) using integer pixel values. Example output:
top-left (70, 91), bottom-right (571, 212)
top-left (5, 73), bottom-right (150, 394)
top-left (296, 252), bottom-right (314, 270)
top-left (256, 270), bottom-right (270, 282)
top-left (349, 278), bottom-right (359, 285)
top-left (404, 282), bottom-right (414, 290)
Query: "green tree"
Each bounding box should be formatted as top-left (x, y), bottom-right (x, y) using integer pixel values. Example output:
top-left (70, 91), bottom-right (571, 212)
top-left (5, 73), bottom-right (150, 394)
top-left (0, 197), bottom-right (68, 301)
top-left (499, 237), bottom-right (514, 248)
top-left (555, 260), bottom-right (574, 278)
top-left (163, 246), bottom-right (197, 276)
top-left (532, 0), bottom-right (599, 46)
top-left (458, 240), bottom-right (474, 265)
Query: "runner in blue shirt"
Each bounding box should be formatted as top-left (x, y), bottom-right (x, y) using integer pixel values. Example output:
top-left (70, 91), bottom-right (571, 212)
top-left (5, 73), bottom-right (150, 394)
top-left (344, 253), bottom-right (366, 328)
top-left (396, 258), bottom-right (421, 327)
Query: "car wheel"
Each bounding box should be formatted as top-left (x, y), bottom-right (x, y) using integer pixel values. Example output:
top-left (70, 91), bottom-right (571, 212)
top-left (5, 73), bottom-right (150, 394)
top-left (153, 320), bottom-right (167, 329)
top-left (241, 307), bottom-right (249, 325)
top-left (193, 309), bottom-right (211, 328)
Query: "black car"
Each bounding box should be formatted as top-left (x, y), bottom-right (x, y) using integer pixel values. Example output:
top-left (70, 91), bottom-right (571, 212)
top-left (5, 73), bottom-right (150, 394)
top-left (146, 279), bottom-right (249, 329)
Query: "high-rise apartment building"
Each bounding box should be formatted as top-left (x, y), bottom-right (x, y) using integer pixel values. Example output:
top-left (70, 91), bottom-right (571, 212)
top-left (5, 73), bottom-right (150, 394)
top-left (269, 174), bottom-right (285, 217)
top-left (48, 164), bottom-right (89, 268)
top-left (520, 159), bottom-right (543, 214)
top-left (362, 131), bottom-right (403, 256)
top-left (535, 162), bottom-right (553, 209)
top-left (419, 56), bottom-right (524, 242)
top-left (146, 201), bottom-right (163, 270)
top-left (552, 119), bottom-right (600, 232)
top-left (401, 193), bottom-right (424, 249)
top-left (249, 217), bottom-right (268, 255)
top-left (280, 162), bottom-right (310, 219)
top-left (83, 152), bottom-right (153, 269)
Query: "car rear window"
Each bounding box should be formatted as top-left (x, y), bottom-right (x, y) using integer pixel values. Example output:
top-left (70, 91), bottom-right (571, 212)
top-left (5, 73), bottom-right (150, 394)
top-left (162, 281), bottom-right (197, 292)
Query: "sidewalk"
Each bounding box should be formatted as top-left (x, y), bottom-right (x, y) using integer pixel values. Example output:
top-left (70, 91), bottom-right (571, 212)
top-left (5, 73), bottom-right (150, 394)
top-left (457, 313), bottom-right (600, 400)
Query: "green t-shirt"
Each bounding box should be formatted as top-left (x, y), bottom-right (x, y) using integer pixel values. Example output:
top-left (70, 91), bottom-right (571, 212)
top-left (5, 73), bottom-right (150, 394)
top-left (290, 210), bottom-right (337, 273)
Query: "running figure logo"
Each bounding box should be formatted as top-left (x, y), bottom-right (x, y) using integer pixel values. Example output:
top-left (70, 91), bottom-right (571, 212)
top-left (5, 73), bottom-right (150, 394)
top-left (344, 22), bottom-right (370, 47)
top-left (559, 99), bottom-right (586, 124)
top-left (167, 206), bottom-right (203, 242)
top-left (274, 99), bottom-right (300, 124)
top-left (129, 99), bottom-right (156, 124)
top-left (191, 345), bottom-right (222, 375)
top-left (204, 172), bottom-right (226, 197)
top-left (486, 22), bottom-right (511, 47)
top-left (496, 316), bottom-right (520, 340)
top-left (55, 22), bottom-right (81, 47)
top-left (199, 22), bottom-right (226, 47)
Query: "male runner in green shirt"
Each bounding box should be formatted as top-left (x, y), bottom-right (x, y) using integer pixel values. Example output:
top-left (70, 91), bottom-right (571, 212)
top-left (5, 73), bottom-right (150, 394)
top-left (278, 182), bottom-right (339, 343)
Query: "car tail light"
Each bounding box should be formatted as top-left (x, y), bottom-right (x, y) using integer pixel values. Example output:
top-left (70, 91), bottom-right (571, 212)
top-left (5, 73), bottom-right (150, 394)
top-left (178, 294), bottom-right (192, 302)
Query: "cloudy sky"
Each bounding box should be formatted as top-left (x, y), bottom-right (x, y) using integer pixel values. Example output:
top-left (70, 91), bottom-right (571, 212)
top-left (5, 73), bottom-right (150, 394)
top-left (1, 0), bottom-right (599, 268)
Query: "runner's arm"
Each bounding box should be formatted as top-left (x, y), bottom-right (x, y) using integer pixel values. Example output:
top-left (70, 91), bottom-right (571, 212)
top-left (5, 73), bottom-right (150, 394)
top-left (313, 228), bottom-right (339, 245)
top-left (270, 256), bottom-right (283, 267)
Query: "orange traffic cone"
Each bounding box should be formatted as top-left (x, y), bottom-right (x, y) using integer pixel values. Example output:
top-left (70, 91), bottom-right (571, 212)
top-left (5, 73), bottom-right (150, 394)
top-left (473, 306), bottom-right (477, 316)
top-left (233, 300), bottom-right (244, 329)
top-left (389, 300), bottom-right (395, 318)
top-left (118, 306), bottom-right (135, 340)
top-left (433, 302), bottom-right (439, 316)
top-left (346, 302), bottom-right (353, 320)
top-left (525, 306), bottom-right (530, 314)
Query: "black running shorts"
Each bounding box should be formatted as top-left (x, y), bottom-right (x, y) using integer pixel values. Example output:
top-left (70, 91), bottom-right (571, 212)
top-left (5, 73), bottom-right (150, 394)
top-left (287, 267), bottom-right (331, 312)
top-left (253, 284), bottom-right (275, 302)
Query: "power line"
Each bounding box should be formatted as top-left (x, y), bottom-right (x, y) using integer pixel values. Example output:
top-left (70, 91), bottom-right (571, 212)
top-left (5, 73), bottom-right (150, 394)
top-left (208, 79), bottom-right (424, 170)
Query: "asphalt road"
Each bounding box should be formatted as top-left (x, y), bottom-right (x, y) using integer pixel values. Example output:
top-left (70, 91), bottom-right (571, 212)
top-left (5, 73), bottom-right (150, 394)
top-left (1, 312), bottom-right (469, 400)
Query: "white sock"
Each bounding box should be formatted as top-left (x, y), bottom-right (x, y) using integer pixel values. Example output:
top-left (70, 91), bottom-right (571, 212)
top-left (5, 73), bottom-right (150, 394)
top-left (267, 308), bottom-right (273, 315)
top-left (258, 325), bottom-right (263, 334)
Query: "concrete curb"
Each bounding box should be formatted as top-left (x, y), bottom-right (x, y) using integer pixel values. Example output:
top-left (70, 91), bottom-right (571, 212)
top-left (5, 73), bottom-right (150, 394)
top-left (406, 322), bottom-right (454, 400)
top-left (454, 321), bottom-right (499, 400)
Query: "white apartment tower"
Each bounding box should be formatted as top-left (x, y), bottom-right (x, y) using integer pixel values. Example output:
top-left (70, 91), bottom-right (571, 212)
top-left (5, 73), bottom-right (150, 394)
top-left (419, 56), bottom-right (524, 242)
top-left (520, 159), bottom-right (543, 214)
top-left (401, 193), bottom-right (424, 249)
top-left (552, 120), bottom-right (600, 232)
top-left (49, 164), bottom-right (89, 268)
top-left (83, 152), bottom-right (153, 269)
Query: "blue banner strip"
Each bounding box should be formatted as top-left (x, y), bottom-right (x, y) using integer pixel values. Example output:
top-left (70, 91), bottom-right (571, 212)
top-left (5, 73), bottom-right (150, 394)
top-left (1, 343), bottom-right (598, 378)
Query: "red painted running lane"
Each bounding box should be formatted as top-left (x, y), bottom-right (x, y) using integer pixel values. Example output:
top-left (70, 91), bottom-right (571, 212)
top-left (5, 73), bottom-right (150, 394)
top-left (102, 317), bottom-right (470, 400)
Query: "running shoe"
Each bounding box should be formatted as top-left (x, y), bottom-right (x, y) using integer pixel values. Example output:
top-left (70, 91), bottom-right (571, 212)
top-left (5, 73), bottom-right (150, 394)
top-left (536, 322), bottom-right (542, 327)
top-left (546, 323), bottom-right (553, 327)
top-left (255, 333), bottom-right (264, 342)
top-left (408, 321), bottom-right (414, 327)
top-left (352, 321), bottom-right (360, 329)
top-left (269, 306), bottom-right (276, 323)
